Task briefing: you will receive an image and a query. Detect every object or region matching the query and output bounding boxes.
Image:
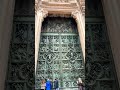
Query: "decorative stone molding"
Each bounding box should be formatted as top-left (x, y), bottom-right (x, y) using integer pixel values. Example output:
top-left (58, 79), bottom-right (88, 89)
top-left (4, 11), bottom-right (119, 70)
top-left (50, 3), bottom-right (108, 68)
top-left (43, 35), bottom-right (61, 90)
top-left (43, 0), bottom-right (75, 3)
top-left (41, 9), bottom-right (48, 20)
top-left (48, 13), bottom-right (71, 17)
top-left (71, 10), bottom-right (79, 20)
top-left (76, 0), bottom-right (85, 15)
top-left (35, 8), bottom-right (48, 74)
top-left (71, 10), bottom-right (85, 60)
top-left (35, 0), bottom-right (43, 15)
top-left (36, 9), bottom-right (48, 20)
top-left (49, 0), bottom-right (69, 3)
top-left (71, 10), bottom-right (85, 36)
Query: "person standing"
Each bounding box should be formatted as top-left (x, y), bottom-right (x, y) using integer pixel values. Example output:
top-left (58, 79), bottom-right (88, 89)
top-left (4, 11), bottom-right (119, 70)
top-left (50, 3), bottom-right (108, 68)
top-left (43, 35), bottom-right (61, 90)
top-left (77, 78), bottom-right (83, 90)
top-left (40, 79), bottom-right (46, 90)
top-left (46, 79), bottom-right (52, 90)
top-left (54, 79), bottom-right (59, 90)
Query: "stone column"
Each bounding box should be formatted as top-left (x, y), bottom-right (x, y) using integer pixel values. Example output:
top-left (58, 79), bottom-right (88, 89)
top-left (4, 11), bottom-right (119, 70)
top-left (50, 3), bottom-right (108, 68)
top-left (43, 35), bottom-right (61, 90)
top-left (72, 10), bottom-right (85, 60)
top-left (35, 9), bottom-right (48, 73)
top-left (0, 0), bottom-right (15, 89)
top-left (102, 0), bottom-right (120, 87)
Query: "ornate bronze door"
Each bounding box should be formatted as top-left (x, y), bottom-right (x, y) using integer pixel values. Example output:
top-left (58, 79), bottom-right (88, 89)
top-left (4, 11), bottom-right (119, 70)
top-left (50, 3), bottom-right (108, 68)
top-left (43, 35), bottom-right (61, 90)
top-left (6, 17), bottom-right (35, 90)
top-left (35, 17), bottom-right (85, 89)
top-left (85, 0), bottom-right (119, 89)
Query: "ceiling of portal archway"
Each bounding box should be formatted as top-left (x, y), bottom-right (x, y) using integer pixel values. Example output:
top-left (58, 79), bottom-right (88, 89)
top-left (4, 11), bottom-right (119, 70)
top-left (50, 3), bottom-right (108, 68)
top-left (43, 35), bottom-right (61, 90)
top-left (35, 0), bottom-right (85, 15)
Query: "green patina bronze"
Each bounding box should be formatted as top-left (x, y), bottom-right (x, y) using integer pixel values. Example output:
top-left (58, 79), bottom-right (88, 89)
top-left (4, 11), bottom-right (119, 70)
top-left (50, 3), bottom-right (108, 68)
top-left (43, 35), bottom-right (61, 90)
top-left (35, 17), bottom-right (85, 89)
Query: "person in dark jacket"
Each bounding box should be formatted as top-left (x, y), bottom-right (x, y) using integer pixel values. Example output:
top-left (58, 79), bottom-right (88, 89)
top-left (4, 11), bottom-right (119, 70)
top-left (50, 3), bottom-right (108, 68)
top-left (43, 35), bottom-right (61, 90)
top-left (54, 79), bottom-right (59, 90)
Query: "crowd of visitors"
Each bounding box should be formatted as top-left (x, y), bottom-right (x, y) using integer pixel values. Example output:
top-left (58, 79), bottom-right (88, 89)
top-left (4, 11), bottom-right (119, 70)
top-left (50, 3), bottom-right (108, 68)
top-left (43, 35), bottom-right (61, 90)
top-left (40, 78), bottom-right (83, 90)
top-left (40, 78), bottom-right (59, 90)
